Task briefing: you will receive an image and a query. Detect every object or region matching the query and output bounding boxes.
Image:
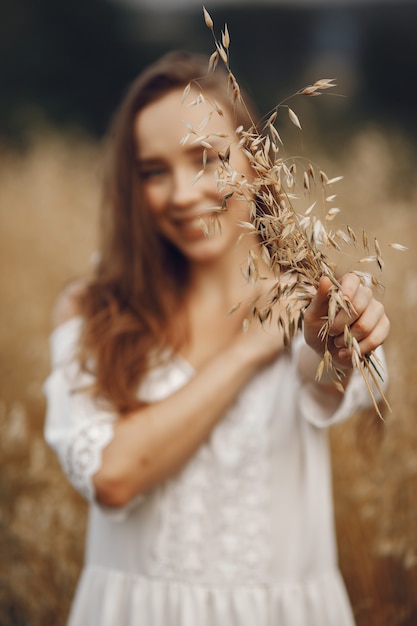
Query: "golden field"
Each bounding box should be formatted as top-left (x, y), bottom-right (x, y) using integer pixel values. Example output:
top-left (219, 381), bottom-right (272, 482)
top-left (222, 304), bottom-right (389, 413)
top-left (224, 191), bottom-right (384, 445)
top-left (0, 127), bottom-right (416, 625)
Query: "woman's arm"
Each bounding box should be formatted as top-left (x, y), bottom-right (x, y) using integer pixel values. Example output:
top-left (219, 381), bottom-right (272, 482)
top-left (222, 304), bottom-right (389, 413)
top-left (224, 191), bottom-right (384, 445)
top-left (95, 335), bottom-right (277, 507)
top-left (53, 283), bottom-right (286, 509)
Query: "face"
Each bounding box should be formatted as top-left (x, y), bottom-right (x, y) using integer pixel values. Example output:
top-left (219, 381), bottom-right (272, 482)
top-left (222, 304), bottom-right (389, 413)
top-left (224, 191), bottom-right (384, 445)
top-left (134, 88), bottom-right (253, 265)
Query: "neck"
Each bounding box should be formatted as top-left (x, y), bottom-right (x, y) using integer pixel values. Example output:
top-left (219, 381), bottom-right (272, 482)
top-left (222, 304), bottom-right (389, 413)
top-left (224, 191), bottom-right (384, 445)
top-left (187, 236), bottom-right (265, 310)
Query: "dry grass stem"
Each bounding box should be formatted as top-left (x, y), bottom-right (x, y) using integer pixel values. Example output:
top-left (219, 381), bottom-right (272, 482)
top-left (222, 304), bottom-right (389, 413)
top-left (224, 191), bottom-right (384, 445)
top-left (196, 8), bottom-right (407, 416)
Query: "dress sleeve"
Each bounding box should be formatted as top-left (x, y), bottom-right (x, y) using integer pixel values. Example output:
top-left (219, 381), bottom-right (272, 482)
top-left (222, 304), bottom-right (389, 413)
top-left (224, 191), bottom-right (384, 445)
top-left (292, 334), bottom-right (388, 428)
top-left (43, 317), bottom-right (144, 516)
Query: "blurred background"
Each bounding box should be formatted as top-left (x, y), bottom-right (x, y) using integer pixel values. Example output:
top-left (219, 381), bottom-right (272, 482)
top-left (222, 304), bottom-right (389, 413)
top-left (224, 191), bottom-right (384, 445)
top-left (0, 0), bottom-right (416, 624)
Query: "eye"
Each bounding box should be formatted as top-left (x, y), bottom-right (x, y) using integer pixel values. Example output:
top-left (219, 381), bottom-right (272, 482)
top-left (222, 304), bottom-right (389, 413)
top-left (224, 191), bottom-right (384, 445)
top-left (137, 163), bottom-right (168, 181)
top-left (205, 152), bottom-right (218, 166)
top-left (198, 149), bottom-right (218, 169)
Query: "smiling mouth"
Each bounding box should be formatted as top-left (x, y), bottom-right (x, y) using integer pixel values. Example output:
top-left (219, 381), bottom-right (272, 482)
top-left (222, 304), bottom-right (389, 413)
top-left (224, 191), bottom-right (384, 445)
top-left (171, 210), bottom-right (221, 239)
top-left (170, 205), bottom-right (220, 222)
top-left (174, 216), bottom-right (210, 233)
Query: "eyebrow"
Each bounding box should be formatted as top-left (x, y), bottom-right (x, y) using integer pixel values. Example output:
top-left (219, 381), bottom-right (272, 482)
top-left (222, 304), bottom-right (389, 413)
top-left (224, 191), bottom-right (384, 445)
top-left (135, 157), bottom-right (164, 167)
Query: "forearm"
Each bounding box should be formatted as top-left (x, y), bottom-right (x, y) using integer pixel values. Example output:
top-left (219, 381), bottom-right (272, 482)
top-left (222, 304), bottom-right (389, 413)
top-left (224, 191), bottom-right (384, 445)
top-left (93, 341), bottom-right (263, 507)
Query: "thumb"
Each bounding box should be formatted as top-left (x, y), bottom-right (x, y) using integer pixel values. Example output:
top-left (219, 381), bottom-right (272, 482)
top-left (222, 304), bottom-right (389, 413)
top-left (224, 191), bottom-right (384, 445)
top-left (308, 276), bottom-right (333, 318)
top-left (304, 276), bottom-right (335, 345)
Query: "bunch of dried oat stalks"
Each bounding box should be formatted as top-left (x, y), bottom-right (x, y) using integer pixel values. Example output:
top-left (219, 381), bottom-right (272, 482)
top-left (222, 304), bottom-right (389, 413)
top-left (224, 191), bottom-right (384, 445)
top-left (183, 8), bottom-right (407, 417)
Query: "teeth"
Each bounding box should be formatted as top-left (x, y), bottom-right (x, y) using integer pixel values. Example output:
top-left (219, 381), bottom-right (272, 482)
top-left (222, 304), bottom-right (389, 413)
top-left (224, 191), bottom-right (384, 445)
top-left (174, 216), bottom-right (208, 228)
top-left (176, 218), bottom-right (205, 231)
top-left (172, 208), bottom-right (213, 221)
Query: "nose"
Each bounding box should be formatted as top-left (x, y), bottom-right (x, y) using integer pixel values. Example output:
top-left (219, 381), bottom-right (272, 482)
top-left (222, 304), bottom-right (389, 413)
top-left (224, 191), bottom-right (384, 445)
top-left (171, 167), bottom-right (203, 209)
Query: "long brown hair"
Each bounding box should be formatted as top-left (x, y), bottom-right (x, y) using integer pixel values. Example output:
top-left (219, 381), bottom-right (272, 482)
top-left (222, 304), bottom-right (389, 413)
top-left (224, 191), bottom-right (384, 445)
top-left (78, 51), bottom-right (258, 413)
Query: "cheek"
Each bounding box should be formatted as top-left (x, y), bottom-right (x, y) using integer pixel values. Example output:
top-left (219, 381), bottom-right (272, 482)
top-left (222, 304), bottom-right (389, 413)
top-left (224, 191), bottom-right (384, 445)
top-left (142, 184), bottom-right (167, 216)
top-left (233, 153), bottom-right (253, 183)
top-left (220, 149), bottom-right (253, 192)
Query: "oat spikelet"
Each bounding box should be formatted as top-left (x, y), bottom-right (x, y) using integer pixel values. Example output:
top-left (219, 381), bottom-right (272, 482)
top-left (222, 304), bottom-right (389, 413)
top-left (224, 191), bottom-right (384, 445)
top-left (222, 24), bottom-right (230, 50)
top-left (203, 6), bottom-right (213, 30)
top-left (288, 107), bottom-right (302, 130)
top-left (388, 243), bottom-right (407, 251)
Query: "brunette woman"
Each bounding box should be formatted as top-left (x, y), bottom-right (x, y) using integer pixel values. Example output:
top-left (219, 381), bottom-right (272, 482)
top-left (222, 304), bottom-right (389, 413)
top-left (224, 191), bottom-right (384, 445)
top-left (44, 51), bottom-right (389, 626)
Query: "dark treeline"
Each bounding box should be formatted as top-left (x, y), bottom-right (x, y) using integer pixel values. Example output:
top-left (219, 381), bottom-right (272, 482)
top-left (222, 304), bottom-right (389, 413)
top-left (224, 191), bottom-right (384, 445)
top-left (1, 0), bottom-right (416, 144)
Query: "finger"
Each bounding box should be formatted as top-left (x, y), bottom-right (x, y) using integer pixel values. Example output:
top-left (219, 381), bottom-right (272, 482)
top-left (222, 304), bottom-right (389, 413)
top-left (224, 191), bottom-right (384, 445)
top-left (338, 273), bottom-right (362, 302)
top-left (333, 299), bottom-right (385, 348)
top-left (307, 274), bottom-right (362, 325)
top-left (355, 314), bottom-right (390, 355)
top-left (329, 282), bottom-right (373, 338)
top-left (330, 276), bottom-right (374, 335)
top-left (337, 311), bottom-right (390, 359)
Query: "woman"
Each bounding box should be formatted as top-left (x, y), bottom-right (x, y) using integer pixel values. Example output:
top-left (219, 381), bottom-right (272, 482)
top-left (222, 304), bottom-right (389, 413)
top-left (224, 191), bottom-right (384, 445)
top-left (44, 51), bottom-right (389, 625)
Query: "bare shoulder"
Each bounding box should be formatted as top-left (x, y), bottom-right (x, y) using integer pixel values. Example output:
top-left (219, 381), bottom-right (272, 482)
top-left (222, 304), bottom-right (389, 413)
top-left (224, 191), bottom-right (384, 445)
top-left (52, 279), bottom-right (89, 329)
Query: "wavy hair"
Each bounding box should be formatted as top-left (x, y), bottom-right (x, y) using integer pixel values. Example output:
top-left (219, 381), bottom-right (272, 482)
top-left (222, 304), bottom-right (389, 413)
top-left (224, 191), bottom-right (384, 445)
top-left (78, 51), bottom-right (258, 413)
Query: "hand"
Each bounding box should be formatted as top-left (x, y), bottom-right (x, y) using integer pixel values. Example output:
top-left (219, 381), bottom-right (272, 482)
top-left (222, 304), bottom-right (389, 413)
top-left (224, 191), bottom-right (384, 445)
top-left (303, 273), bottom-right (390, 371)
top-left (230, 301), bottom-right (287, 369)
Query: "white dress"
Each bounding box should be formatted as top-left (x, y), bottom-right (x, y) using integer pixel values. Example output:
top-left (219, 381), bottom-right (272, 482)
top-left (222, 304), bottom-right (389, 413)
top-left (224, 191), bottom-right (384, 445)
top-left (44, 316), bottom-right (384, 626)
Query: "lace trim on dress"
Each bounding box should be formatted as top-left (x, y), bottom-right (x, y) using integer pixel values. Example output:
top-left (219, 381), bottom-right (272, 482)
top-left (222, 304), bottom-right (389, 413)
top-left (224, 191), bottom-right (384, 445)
top-left (64, 419), bottom-right (114, 502)
top-left (149, 365), bottom-right (275, 585)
